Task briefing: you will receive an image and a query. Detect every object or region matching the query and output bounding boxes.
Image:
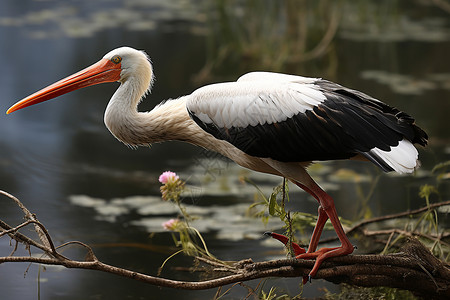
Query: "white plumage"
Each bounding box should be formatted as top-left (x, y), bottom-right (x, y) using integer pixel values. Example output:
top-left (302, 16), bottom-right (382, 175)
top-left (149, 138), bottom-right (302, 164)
top-left (189, 79), bottom-right (327, 127)
top-left (370, 138), bottom-right (419, 174)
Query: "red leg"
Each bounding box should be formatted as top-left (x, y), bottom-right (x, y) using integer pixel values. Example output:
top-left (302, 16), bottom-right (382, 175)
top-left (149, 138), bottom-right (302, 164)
top-left (306, 206), bottom-right (328, 253)
top-left (294, 182), bottom-right (329, 253)
top-left (294, 180), bottom-right (354, 281)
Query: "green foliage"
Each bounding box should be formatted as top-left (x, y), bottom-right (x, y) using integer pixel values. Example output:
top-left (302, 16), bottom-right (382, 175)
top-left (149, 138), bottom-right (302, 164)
top-left (260, 287), bottom-right (280, 300)
top-left (380, 166), bottom-right (449, 262)
top-left (431, 160), bottom-right (450, 182)
top-left (246, 177), bottom-right (349, 256)
top-left (324, 284), bottom-right (418, 300)
top-left (246, 178), bottom-right (301, 256)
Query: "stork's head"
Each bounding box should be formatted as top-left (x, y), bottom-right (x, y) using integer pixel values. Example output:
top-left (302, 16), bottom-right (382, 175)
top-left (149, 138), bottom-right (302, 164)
top-left (103, 47), bottom-right (153, 89)
top-left (6, 47), bottom-right (153, 114)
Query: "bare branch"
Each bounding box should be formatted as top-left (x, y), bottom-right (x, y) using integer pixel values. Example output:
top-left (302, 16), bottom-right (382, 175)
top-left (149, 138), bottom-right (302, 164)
top-left (1, 240), bottom-right (449, 297)
top-left (1, 190), bottom-right (449, 299)
top-left (0, 190), bottom-right (55, 253)
top-left (0, 219), bottom-right (49, 253)
top-left (320, 200), bottom-right (450, 244)
top-left (363, 228), bottom-right (450, 248)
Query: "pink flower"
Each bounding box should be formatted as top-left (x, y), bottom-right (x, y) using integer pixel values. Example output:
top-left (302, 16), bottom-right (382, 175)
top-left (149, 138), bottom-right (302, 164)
top-left (162, 218), bottom-right (180, 231)
top-left (158, 171), bottom-right (179, 184)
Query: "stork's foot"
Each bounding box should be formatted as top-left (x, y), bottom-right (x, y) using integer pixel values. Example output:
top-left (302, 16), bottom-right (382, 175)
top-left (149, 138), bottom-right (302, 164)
top-left (264, 232), bottom-right (306, 255)
top-left (264, 232), bottom-right (354, 283)
top-left (296, 244), bottom-right (354, 283)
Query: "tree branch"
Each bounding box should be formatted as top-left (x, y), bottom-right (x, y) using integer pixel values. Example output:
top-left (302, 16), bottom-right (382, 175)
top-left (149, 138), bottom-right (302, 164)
top-left (1, 190), bottom-right (449, 299)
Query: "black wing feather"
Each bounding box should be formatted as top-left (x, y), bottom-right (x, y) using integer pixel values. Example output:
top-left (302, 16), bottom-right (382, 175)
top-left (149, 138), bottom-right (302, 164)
top-left (188, 79), bottom-right (428, 170)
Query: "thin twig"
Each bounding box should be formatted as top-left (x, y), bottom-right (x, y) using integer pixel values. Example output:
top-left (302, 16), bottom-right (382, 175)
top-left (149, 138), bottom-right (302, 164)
top-left (320, 200), bottom-right (450, 244)
top-left (0, 219), bottom-right (61, 259)
top-left (0, 191), bottom-right (54, 252)
top-left (363, 228), bottom-right (450, 248)
top-left (0, 219), bottom-right (48, 253)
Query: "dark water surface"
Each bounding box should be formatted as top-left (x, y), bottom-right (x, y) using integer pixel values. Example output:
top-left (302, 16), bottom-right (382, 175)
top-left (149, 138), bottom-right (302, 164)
top-left (0, 1), bottom-right (449, 299)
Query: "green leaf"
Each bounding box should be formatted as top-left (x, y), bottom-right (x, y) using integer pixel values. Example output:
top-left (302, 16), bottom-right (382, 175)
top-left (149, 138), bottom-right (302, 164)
top-left (268, 192), bottom-right (277, 216)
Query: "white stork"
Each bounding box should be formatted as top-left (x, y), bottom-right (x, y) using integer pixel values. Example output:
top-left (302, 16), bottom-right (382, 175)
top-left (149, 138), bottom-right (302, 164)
top-left (7, 47), bottom-right (428, 281)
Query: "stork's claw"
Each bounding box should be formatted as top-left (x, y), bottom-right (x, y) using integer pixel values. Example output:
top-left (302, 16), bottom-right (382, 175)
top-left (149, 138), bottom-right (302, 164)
top-left (264, 231), bottom-right (306, 256)
top-left (302, 275), bottom-right (312, 284)
top-left (265, 231), bottom-right (308, 283)
top-left (296, 244), bottom-right (354, 280)
top-left (266, 232), bottom-right (354, 283)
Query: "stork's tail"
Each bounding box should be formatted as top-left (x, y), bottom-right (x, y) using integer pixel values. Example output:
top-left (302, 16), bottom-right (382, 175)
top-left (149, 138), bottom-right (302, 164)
top-left (363, 138), bottom-right (421, 174)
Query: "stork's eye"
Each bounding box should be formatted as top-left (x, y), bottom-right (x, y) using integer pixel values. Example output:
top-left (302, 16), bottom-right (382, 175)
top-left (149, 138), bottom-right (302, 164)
top-left (111, 55), bottom-right (122, 64)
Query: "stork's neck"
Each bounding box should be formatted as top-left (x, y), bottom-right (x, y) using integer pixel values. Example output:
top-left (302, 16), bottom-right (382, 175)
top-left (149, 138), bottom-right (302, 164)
top-left (103, 80), bottom-right (277, 176)
top-left (104, 81), bottom-right (196, 146)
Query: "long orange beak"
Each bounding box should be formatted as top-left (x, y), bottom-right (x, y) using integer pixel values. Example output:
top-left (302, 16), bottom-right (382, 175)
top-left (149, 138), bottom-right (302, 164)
top-left (7, 58), bottom-right (122, 114)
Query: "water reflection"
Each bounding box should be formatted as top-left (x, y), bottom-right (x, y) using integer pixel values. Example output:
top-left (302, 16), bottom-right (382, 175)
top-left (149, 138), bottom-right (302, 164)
top-left (0, 1), bottom-right (449, 299)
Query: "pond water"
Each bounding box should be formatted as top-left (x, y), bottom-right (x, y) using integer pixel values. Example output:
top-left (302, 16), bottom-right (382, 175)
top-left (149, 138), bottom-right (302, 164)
top-left (0, 1), bottom-right (449, 299)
